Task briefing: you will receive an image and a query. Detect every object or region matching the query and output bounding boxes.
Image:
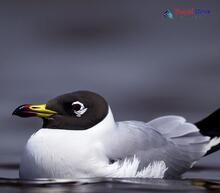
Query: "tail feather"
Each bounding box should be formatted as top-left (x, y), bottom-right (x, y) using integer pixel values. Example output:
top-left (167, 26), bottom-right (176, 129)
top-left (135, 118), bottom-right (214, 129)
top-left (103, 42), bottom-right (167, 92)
top-left (195, 108), bottom-right (220, 155)
top-left (148, 115), bottom-right (210, 178)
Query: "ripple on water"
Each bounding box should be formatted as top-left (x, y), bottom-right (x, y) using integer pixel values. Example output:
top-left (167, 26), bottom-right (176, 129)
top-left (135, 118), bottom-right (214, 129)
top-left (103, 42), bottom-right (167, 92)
top-left (0, 177), bottom-right (219, 193)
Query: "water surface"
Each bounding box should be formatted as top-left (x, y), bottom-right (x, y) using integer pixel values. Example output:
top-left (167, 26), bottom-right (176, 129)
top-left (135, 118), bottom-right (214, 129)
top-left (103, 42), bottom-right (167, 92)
top-left (0, 176), bottom-right (219, 193)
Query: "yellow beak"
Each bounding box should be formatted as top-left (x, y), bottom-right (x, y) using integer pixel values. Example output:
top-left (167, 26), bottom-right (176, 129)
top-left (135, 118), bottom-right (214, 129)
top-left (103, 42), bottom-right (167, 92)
top-left (12, 104), bottom-right (57, 118)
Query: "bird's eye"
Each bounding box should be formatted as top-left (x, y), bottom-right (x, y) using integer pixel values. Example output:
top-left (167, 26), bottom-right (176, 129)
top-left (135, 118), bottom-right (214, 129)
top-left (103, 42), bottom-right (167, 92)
top-left (72, 104), bottom-right (81, 111)
top-left (71, 101), bottom-right (88, 117)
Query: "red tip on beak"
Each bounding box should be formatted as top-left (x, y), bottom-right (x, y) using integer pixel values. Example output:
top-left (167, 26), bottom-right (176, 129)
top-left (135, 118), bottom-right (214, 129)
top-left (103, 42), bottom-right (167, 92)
top-left (12, 104), bottom-right (38, 117)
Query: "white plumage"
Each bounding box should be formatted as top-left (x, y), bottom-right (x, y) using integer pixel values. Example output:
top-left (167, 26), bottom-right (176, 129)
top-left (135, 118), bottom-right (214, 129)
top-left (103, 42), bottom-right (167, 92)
top-left (19, 107), bottom-right (213, 179)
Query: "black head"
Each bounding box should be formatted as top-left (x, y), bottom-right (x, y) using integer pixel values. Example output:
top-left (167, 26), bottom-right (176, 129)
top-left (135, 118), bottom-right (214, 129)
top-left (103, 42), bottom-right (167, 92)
top-left (12, 91), bottom-right (109, 130)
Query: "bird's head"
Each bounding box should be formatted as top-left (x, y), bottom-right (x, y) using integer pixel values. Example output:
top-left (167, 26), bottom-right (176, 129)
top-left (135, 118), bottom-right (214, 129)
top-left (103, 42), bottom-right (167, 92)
top-left (12, 91), bottom-right (109, 130)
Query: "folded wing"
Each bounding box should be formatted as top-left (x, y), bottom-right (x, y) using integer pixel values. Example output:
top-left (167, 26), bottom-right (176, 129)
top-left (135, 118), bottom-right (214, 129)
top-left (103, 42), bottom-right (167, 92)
top-left (104, 116), bottom-right (210, 178)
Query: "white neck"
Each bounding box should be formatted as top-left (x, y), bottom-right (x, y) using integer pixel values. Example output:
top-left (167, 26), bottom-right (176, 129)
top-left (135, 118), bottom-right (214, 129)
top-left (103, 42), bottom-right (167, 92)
top-left (85, 106), bottom-right (116, 135)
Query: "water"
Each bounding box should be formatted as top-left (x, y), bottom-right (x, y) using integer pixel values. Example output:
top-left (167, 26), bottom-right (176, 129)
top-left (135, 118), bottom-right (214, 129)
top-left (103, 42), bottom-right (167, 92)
top-left (0, 176), bottom-right (219, 193)
top-left (0, 177), bottom-right (219, 193)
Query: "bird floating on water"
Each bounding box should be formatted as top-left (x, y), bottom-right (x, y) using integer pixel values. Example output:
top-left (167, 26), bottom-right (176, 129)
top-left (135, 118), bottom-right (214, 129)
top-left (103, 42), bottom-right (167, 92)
top-left (12, 91), bottom-right (220, 179)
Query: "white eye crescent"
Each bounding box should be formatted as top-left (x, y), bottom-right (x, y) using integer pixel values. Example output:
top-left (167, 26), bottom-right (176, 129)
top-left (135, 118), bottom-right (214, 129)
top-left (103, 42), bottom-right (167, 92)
top-left (71, 101), bottom-right (88, 117)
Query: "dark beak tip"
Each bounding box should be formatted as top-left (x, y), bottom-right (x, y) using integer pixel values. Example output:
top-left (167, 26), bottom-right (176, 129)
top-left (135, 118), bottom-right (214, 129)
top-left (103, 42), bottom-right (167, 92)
top-left (12, 109), bottom-right (21, 117)
top-left (12, 109), bottom-right (18, 116)
top-left (12, 104), bottom-right (30, 117)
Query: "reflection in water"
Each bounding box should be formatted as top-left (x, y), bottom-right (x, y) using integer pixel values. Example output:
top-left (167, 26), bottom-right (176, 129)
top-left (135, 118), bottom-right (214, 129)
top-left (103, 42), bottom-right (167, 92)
top-left (0, 177), bottom-right (219, 193)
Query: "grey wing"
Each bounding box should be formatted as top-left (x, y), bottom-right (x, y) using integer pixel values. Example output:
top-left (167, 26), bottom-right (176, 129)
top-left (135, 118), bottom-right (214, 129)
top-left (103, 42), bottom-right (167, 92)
top-left (103, 116), bottom-right (210, 178)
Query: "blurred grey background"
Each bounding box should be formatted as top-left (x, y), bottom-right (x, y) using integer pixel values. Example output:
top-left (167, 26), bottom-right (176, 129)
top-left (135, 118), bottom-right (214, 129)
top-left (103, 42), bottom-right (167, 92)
top-left (0, 1), bottom-right (220, 178)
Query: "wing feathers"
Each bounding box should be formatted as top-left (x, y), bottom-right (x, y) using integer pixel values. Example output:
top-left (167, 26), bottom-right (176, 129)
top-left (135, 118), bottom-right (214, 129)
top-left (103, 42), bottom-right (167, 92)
top-left (107, 116), bottom-right (210, 178)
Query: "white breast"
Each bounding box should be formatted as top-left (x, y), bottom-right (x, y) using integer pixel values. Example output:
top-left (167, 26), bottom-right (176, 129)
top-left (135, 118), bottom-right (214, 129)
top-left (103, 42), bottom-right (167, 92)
top-left (19, 107), bottom-right (116, 179)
